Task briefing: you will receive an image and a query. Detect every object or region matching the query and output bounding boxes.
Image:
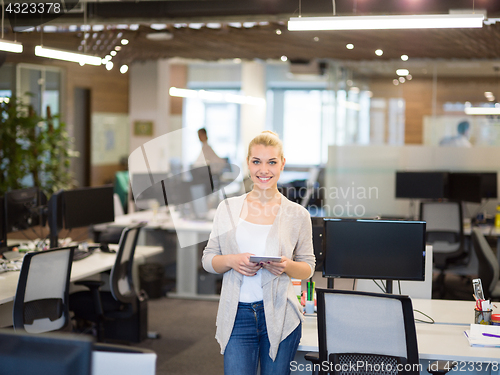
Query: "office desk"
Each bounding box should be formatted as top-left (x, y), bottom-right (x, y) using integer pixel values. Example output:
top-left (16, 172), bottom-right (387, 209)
top-left (297, 299), bottom-right (500, 374)
top-left (0, 245), bottom-right (163, 327)
top-left (110, 210), bottom-right (214, 300)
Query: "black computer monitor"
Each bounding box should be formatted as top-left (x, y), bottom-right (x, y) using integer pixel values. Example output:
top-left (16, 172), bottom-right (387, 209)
top-left (323, 219), bottom-right (426, 293)
top-left (480, 172), bottom-right (498, 199)
top-left (3, 187), bottom-right (47, 233)
top-left (63, 186), bottom-right (114, 229)
top-left (0, 330), bottom-right (92, 375)
top-left (131, 172), bottom-right (169, 208)
top-left (448, 173), bottom-right (482, 203)
top-left (395, 171), bottom-right (449, 199)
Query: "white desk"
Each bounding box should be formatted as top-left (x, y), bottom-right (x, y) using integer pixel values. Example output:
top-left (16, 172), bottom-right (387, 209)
top-left (110, 210), bottom-right (214, 299)
top-left (297, 299), bottom-right (500, 374)
top-left (0, 245), bottom-right (163, 327)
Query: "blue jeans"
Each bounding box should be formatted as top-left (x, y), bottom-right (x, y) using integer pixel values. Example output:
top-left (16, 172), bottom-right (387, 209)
top-left (224, 301), bottom-right (302, 375)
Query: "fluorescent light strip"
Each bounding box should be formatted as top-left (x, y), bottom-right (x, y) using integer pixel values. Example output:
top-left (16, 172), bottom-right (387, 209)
top-left (35, 46), bottom-right (101, 66)
top-left (464, 107), bottom-right (500, 115)
top-left (0, 40), bottom-right (23, 53)
top-left (288, 14), bottom-right (484, 31)
top-left (169, 87), bottom-right (265, 105)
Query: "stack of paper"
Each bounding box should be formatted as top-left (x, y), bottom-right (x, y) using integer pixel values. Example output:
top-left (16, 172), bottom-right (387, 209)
top-left (464, 324), bottom-right (500, 347)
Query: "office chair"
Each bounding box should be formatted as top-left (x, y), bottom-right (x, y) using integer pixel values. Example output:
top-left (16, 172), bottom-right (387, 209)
top-left (311, 216), bottom-right (324, 272)
top-left (92, 343), bottom-right (157, 375)
top-left (70, 222), bottom-right (149, 343)
top-left (13, 247), bottom-right (74, 333)
top-left (305, 288), bottom-right (419, 375)
top-left (419, 201), bottom-right (467, 298)
top-left (471, 228), bottom-right (500, 301)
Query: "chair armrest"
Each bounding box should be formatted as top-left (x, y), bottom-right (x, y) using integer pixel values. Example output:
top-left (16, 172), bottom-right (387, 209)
top-left (74, 280), bottom-right (105, 316)
top-left (304, 352), bottom-right (320, 363)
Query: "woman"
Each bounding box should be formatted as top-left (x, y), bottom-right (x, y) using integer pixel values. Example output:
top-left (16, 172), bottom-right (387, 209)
top-left (202, 131), bottom-right (315, 375)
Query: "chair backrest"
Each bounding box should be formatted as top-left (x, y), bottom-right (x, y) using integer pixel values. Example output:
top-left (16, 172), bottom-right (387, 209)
top-left (419, 201), bottom-right (464, 255)
top-left (13, 247), bottom-right (74, 333)
top-left (472, 228), bottom-right (499, 299)
top-left (316, 288), bottom-right (419, 375)
top-left (109, 222), bottom-right (146, 304)
top-left (92, 343), bottom-right (156, 375)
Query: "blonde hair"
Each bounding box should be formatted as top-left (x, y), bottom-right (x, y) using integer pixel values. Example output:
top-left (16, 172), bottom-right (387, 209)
top-left (247, 130), bottom-right (284, 162)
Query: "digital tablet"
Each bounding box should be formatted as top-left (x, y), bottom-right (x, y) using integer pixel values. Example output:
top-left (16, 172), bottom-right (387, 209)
top-left (249, 255), bottom-right (282, 263)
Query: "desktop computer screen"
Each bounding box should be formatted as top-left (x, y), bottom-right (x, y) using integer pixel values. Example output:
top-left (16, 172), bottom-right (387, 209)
top-left (3, 187), bottom-right (47, 233)
top-left (448, 173), bottom-right (482, 203)
top-left (0, 330), bottom-right (92, 375)
top-left (395, 171), bottom-right (449, 199)
top-left (63, 186), bottom-right (114, 229)
top-left (480, 172), bottom-right (498, 199)
top-left (323, 219), bottom-right (426, 282)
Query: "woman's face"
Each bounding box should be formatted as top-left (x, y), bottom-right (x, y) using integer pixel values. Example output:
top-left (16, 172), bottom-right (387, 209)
top-left (247, 144), bottom-right (285, 192)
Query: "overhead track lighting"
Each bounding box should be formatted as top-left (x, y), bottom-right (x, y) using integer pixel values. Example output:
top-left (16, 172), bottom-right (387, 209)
top-left (35, 46), bottom-right (101, 66)
top-left (288, 14), bottom-right (484, 31)
top-left (0, 40), bottom-right (22, 53)
top-left (464, 106), bottom-right (500, 115)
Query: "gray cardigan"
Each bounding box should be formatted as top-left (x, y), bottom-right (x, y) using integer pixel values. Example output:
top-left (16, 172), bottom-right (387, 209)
top-left (201, 193), bottom-right (315, 360)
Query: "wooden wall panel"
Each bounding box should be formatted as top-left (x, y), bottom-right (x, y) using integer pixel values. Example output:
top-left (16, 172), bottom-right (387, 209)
top-left (169, 64), bottom-right (187, 115)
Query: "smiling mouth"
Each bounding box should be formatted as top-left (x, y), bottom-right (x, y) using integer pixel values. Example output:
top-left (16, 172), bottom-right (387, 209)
top-left (257, 176), bottom-right (272, 182)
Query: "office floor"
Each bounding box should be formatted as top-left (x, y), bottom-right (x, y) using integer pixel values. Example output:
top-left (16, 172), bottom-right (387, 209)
top-left (133, 272), bottom-right (475, 375)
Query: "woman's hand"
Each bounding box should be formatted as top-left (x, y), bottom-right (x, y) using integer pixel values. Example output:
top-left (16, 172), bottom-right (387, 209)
top-left (261, 256), bottom-right (289, 276)
top-left (228, 253), bottom-right (262, 276)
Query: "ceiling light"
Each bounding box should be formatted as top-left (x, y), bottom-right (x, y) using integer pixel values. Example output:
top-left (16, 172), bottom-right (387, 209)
top-left (106, 61), bottom-right (113, 71)
top-left (121, 39), bottom-right (129, 45)
top-left (465, 105), bottom-right (500, 115)
top-left (401, 55), bottom-right (409, 61)
top-left (115, 46), bottom-right (122, 51)
top-left (313, 37), bottom-right (319, 42)
top-left (393, 79), bottom-right (399, 86)
top-left (407, 74), bottom-right (413, 80)
top-left (146, 32), bottom-right (173, 41)
top-left (130, 25), bottom-right (139, 31)
top-left (375, 49), bottom-right (383, 56)
top-left (110, 51), bottom-right (117, 56)
top-left (281, 55), bottom-right (288, 62)
top-left (287, 14), bottom-right (484, 31)
top-left (0, 40), bottom-right (23, 53)
top-left (120, 65), bottom-right (129, 74)
top-left (233, 58), bottom-right (242, 64)
top-left (276, 29), bottom-right (282, 35)
top-left (35, 46), bottom-right (101, 65)
top-left (399, 77), bottom-right (406, 83)
top-left (346, 44), bottom-right (354, 50)
top-left (396, 69), bottom-right (409, 76)
top-left (150, 24), bottom-right (167, 30)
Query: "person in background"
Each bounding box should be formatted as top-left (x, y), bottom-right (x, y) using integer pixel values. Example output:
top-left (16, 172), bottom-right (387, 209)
top-left (439, 120), bottom-right (472, 147)
top-left (202, 130), bottom-right (315, 375)
top-left (194, 127), bottom-right (226, 175)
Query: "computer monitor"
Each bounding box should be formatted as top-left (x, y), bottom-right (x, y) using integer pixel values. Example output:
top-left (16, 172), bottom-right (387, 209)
top-left (3, 187), bottom-right (47, 233)
top-left (0, 330), bottom-right (92, 375)
top-left (130, 172), bottom-right (169, 209)
top-left (323, 219), bottom-right (426, 293)
top-left (480, 172), bottom-right (498, 199)
top-left (63, 186), bottom-right (114, 229)
top-left (448, 173), bottom-right (482, 203)
top-left (395, 172), bottom-right (449, 199)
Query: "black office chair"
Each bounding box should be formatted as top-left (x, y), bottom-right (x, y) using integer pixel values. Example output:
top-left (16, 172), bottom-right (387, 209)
top-left (311, 216), bottom-right (324, 272)
top-left (70, 222), bottom-right (149, 343)
top-left (305, 288), bottom-right (419, 375)
top-left (419, 201), bottom-right (467, 298)
top-left (13, 247), bottom-right (74, 333)
top-left (472, 227), bottom-right (500, 301)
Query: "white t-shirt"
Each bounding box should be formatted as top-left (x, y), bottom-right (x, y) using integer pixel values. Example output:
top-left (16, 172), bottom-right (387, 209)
top-left (235, 218), bottom-right (272, 303)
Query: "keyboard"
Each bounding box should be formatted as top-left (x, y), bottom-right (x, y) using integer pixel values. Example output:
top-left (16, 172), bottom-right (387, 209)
top-left (73, 249), bottom-right (93, 261)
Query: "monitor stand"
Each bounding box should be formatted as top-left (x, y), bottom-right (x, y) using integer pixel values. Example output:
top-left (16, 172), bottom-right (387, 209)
top-left (385, 280), bottom-right (393, 294)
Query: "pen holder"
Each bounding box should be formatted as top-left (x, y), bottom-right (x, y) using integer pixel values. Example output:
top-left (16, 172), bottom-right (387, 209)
top-left (305, 300), bottom-right (315, 314)
top-left (474, 308), bottom-right (492, 325)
